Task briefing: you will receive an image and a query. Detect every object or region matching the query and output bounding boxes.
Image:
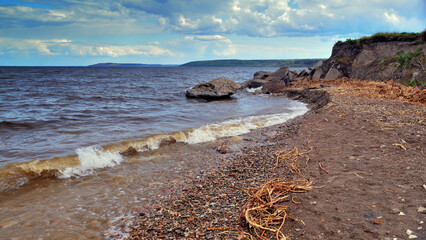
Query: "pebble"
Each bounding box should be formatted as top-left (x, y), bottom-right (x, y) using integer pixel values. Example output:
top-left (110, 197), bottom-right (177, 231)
top-left (398, 212), bottom-right (405, 216)
top-left (406, 229), bottom-right (413, 235)
top-left (423, 184), bottom-right (426, 190)
top-left (408, 235), bottom-right (417, 239)
top-left (417, 206), bottom-right (426, 213)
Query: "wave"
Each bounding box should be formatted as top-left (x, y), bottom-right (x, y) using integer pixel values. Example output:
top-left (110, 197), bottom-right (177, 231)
top-left (0, 121), bottom-right (34, 130)
top-left (245, 86), bottom-right (263, 93)
top-left (0, 105), bottom-right (308, 192)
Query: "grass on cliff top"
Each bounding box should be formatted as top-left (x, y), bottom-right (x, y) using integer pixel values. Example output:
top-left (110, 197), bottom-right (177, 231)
top-left (338, 30), bottom-right (426, 45)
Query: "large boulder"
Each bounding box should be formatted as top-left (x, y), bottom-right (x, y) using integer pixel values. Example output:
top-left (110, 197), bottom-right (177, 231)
top-left (267, 66), bottom-right (290, 80)
top-left (312, 68), bottom-right (323, 80)
top-left (241, 71), bottom-right (272, 89)
top-left (253, 71), bottom-right (272, 80)
top-left (186, 78), bottom-right (241, 99)
top-left (242, 66), bottom-right (292, 93)
top-left (261, 66), bottom-right (290, 93)
top-left (262, 79), bottom-right (286, 93)
top-left (324, 66), bottom-right (342, 80)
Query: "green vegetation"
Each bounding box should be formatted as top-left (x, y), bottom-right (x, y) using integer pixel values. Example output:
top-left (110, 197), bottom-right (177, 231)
top-left (394, 47), bottom-right (424, 70)
top-left (336, 30), bottom-right (425, 45)
top-left (180, 59), bottom-right (325, 67)
top-left (334, 56), bottom-right (353, 65)
top-left (404, 78), bottom-right (426, 88)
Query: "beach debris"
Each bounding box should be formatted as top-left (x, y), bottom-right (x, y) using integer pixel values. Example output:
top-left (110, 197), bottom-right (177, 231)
top-left (217, 141), bottom-right (231, 154)
top-left (417, 206), bottom-right (426, 213)
top-left (406, 229), bottom-right (418, 238)
top-left (398, 212), bottom-right (406, 216)
top-left (393, 143), bottom-right (406, 151)
top-left (318, 162), bottom-right (329, 174)
top-left (240, 179), bottom-right (312, 240)
top-left (274, 144), bottom-right (312, 172)
top-left (354, 172), bottom-right (364, 178)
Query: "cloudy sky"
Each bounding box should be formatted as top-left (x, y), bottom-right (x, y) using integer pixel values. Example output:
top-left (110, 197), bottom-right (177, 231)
top-left (0, 0), bottom-right (424, 66)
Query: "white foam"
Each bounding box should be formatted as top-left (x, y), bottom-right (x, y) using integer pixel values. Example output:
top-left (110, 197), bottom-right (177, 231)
top-left (57, 104), bottom-right (308, 178)
top-left (59, 146), bottom-right (123, 178)
top-left (181, 106), bottom-right (308, 144)
top-left (245, 86), bottom-right (263, 93)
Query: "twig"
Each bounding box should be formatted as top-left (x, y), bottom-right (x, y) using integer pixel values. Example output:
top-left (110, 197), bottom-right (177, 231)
top-left (318, 162), bottom-right (329, 174)
top-left (393, 143), bottom-right (406, 151)
top-left (239, 180), bottom-right (312, 240)
top-left (354, 172), bottom-right (364, 178)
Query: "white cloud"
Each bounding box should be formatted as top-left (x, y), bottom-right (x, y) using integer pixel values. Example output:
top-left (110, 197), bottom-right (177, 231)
top-left (0, 38), bottom-right (175, 57)
top-left (384, 9), bottom-right (401, 24)
top-left (193, 35), bottom-right (232, 43)
top-left (213, 46), bottom-right (236, 56)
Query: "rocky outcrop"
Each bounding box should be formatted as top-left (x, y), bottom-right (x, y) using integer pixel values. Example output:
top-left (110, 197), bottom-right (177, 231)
top-left (241, 71), bottom-right (272, 89)
top-left (262, 66), bottom-right (291, 93)
top-left (314, 32), bottom-right (426, 85)
top-left (242, 66), bottom-right (292, 93)
top-left (186, 78), bottom-right (241, 99)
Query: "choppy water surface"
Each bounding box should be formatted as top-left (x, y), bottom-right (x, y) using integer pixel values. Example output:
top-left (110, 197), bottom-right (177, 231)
top-left (0, 67), bottom-right (308, 239)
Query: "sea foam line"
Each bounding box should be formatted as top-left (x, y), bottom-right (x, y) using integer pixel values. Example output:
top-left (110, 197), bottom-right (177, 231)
top-left (10, 105), bottom-right (308, 180)
top-left (59, 146), bottom-right (123, 178)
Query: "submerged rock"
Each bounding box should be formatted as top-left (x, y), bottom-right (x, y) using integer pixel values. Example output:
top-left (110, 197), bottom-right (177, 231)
top-left (120, 146), bottom-right (138, 157)
top-left (185, 78), bottom-right (241, 99)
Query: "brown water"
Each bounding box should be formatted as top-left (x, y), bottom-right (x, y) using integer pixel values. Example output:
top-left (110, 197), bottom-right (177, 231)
top-left (0, 67), bottom-right (308, 239)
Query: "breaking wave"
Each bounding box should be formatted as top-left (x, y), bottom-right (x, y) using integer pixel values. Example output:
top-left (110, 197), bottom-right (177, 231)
top-left (0, 105), bottom-right (308, 192)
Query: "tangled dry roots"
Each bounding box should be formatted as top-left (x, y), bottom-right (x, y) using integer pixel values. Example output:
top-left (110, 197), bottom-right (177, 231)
top-left (240, 179), bottom-right (312, 240)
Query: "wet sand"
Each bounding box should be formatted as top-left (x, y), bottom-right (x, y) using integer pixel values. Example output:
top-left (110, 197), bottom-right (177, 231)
top-left (116, 79), bottom-right (425, 240)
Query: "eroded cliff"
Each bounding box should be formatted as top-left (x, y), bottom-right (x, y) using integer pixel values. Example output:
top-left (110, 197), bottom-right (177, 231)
top-left (315, 32), bottom-right (426, 87)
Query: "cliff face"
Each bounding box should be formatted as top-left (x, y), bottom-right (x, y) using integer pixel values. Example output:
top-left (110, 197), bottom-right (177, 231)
top-left (316, 32), bottom-right (426, 86)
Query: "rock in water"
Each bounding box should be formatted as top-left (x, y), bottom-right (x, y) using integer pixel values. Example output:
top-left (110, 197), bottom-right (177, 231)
top-left (120, 146), bottom-right (138, 157)
top-left (186, 78), bottom-right (241, 99)
top-left (261, 66), bottom-right (290, 93)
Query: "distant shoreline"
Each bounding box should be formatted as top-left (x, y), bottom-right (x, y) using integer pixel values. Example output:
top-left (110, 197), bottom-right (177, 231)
top-left (0, 59), bottom-right (325, 68)
top-left (87, 59), bottom-right (325, 68)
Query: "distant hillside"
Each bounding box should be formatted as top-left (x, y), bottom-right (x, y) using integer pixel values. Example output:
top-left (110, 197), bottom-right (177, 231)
top-left (180, 59), bottom-right (325, 67)
top-left (88, 63), bottom-right (177, 67)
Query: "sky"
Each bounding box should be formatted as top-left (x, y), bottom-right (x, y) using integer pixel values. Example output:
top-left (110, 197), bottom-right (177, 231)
top-left (0, 0), bottom-right (424, 66)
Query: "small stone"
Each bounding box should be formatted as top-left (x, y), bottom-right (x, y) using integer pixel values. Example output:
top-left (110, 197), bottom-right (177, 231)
top-left (398, 212), bottom-right (405, 216)
top-left (420, 221), bottom-right (424, 224)
top-left (120, 146), bottom-right (138, 157)
top-left (406, 229), bottom-right (413, 235)
top-left (217, 141), bottom-right (231, 154)
top-left (408, 235), bottom-right (417, 239)
top-left (423, 184), bottom-right (426, 190)
top-left (417, 206), bottom-right (426, 213)
top-left (392, 208), bottom-right (400, 214)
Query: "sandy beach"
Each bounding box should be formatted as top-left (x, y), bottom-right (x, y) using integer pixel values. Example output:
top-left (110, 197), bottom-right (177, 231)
top-left (114, 79), bottom-right (425, 240)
